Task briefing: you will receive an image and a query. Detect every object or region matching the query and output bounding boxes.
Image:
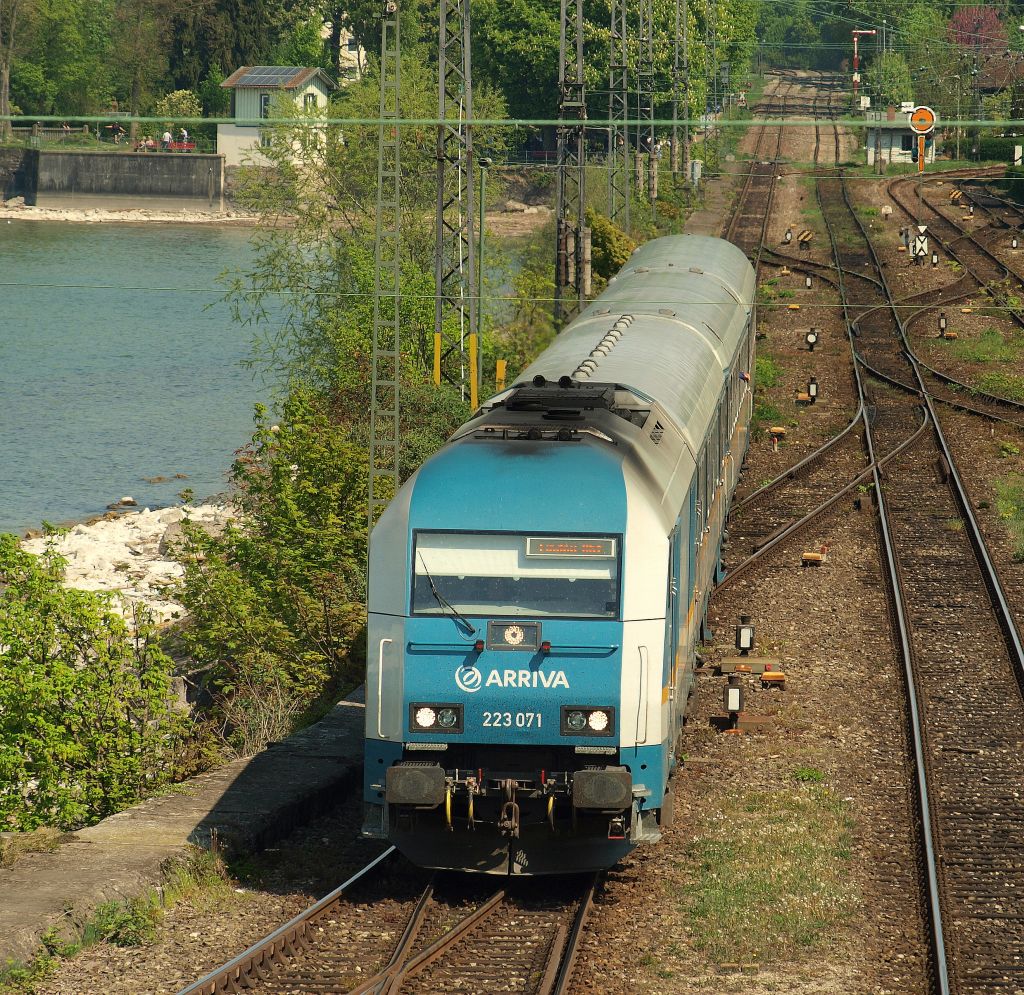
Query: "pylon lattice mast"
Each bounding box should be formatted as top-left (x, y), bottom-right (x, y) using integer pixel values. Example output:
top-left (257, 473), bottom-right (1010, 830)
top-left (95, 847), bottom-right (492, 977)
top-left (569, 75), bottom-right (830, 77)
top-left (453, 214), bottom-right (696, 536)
top-left (671, 0), bottom-right (689, 178)
top-left (608, 0), bottom-right (630, 228)
top-left (637, 0), bottom-right (655, 200)
top-left (434, 0), bottom-right (476, 398)
top-left (368, 0), bottom-right (402, 528)
top-left (555, 0), bottom-right (588, 326)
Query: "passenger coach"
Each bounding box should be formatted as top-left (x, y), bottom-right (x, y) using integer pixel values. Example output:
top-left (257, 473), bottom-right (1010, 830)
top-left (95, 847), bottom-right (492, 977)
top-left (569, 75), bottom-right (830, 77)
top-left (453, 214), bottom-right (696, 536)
top-left (362, 234), bottom-right (756, 874)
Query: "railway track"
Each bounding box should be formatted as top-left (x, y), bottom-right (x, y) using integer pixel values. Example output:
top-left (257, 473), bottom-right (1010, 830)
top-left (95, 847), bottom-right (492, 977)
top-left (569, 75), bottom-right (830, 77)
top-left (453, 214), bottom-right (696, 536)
top-left (177, 851), bottom-right (597, 995)
top-left (724, 81), bottom-right (873, 571)
top-left (723, 76), bottom-right (793, 260)
top-left (819, 158), bottom-right (1024, 994)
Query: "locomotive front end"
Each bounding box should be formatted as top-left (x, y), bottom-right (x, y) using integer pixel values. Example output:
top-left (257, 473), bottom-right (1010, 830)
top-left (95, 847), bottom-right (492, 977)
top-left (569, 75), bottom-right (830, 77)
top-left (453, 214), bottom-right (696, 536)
top-left (363, 435), bottom-right (667, 875)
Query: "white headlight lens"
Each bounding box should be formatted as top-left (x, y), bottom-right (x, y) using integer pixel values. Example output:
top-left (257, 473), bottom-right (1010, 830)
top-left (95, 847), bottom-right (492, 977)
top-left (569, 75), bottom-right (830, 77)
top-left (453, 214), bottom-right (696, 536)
top-left (587, 710), bottom-right (609, 732)
top-left (414, 707), bottom-right (436, 729)
top-left (566, 710), bottom-right (587, 731)
top-left (437, 708), bottom-right (458, 728)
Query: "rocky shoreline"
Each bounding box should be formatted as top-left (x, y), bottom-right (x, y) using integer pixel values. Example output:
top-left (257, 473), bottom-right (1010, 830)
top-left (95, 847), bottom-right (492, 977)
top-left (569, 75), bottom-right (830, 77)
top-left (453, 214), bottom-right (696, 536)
top-left (0, 199), bottom-right (258, 225)
top-left (20, 502), bottom-right (238, 624)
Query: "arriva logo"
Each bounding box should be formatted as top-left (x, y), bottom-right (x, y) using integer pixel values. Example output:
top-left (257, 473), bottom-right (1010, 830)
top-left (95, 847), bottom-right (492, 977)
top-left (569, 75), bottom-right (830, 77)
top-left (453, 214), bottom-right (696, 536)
top-left (455, 666), bottom-right (483, 693)
top-left (455, 665), bottom-right (569, 693)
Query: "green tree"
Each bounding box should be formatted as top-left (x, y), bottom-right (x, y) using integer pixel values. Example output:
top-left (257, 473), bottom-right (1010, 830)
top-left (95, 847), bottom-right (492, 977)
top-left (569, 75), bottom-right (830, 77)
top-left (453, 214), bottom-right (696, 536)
top-left (0, 534), bottom-right (186, 830)
top-left (154, 87), bottom-right (201, 120)
top-left (1, 0), bottom-right (39, 138)
top-left (865, 50), bottom-right (913, 107)
top-left (174, 390), bottom-right (375, 754)
top-left (112, 0), bottom-right (174, 138)
top-left (227, 56), bottom-right (508, 390)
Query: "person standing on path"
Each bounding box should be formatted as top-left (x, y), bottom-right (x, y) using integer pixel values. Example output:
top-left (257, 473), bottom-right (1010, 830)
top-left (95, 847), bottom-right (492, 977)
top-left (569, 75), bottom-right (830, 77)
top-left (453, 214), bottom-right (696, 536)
top-left (161, 129), bottom-right (172, 150)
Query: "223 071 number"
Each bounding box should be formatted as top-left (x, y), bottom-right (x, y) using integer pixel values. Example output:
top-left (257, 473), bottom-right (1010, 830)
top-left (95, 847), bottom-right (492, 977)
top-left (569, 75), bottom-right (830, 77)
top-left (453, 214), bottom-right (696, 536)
top-left (482, 711), bottom-right (542, 728)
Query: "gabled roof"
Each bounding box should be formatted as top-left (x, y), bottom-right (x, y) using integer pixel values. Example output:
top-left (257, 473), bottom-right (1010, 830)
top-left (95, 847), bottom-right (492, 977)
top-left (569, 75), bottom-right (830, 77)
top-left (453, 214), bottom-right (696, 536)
top-left (221, 66), bottom-right (337, 91)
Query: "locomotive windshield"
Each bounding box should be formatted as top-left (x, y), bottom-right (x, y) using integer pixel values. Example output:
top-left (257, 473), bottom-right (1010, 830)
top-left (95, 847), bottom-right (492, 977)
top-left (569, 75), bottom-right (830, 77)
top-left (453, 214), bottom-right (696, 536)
top-left (412, 531), bottom-right (621, 619)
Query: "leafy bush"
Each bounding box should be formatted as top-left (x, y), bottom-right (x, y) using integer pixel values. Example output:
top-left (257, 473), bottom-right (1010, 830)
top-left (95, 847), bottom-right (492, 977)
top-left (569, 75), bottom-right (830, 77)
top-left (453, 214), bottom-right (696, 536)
top-left (585, 210), bottom-right (637, 288)
top-left (153, 89), bottom-right (201, 121)
top-left (174, 388), bottom-right (373, 755)
top-left (0, 536), bottom-right (186, 830)
top-left (755, 355), bottom-right (783, 389)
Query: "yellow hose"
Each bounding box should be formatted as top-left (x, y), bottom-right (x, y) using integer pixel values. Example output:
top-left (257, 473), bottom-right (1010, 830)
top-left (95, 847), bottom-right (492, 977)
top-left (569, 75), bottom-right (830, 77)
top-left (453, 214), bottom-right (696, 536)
top-left (445, 788), bottom-right (452, 831)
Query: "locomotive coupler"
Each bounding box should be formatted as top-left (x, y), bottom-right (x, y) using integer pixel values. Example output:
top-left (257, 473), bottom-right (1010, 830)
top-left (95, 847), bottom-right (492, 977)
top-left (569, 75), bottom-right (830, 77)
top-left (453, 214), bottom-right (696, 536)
top-left (498, 778), bottom-right (521, 838)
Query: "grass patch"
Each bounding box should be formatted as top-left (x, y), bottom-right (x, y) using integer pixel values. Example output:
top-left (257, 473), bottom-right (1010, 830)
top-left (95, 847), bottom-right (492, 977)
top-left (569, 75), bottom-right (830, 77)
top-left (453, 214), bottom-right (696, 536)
top-left (755, 355), bottom-right (783, 390)
top-left (946, 327), bottom-right (1024, 365)
top-left (994, 474), bottom-right (1024, 561)
top-left (976, 372), bottom-right (1024, 402)
top-left (0, 848), bottom-right (233, 993)
top-left (0, 828), bottom-right (68, 870)
top-left (680, 783), bottom-right (856, 966)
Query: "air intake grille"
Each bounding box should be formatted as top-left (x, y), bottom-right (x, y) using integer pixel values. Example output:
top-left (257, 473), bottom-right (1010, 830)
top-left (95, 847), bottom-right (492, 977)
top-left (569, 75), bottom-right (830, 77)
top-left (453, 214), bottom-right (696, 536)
top-left (650, 421), bottom-right (665, 444)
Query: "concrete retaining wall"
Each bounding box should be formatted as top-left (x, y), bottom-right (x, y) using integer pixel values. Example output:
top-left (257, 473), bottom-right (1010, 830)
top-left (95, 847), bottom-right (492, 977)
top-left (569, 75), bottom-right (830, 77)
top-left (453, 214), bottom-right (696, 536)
top-left (0, 148), bottom-right (39, 202)
top-left (35, 150), bottom-right (225, 210)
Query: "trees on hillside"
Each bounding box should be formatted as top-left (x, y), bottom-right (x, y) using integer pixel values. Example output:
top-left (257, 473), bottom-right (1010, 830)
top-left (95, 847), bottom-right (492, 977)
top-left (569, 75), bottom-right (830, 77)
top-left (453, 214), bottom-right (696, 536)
top-left (0, 0), bottom-right (34, 139)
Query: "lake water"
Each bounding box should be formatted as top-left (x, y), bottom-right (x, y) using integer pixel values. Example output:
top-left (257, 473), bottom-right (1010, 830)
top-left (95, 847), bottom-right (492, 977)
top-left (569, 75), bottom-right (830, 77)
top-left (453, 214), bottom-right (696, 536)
top-left (1, 221), bottom-right (266, 535)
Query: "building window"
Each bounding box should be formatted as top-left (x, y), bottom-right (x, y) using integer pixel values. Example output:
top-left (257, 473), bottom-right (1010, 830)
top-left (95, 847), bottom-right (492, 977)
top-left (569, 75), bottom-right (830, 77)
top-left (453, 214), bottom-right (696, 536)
top-left (304, 93), bottom-right (317, 111)
top-left (260, 93), bottom-right (271, 119)
top-left (901, 134), bottom-right (913, 152)
top-left (347, 37), bottom-right (360, 51)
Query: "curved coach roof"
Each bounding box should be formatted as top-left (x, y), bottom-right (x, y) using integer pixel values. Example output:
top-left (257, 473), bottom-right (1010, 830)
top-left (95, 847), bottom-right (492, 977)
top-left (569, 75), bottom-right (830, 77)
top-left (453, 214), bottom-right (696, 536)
top-left (518, 234), bottom-right (755, 450)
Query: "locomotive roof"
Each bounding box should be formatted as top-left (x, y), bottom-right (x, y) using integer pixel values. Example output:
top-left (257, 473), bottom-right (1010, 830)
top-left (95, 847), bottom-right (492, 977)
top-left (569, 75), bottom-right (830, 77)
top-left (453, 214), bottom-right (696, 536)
top-left (516, 234), bottom-right (755, 458)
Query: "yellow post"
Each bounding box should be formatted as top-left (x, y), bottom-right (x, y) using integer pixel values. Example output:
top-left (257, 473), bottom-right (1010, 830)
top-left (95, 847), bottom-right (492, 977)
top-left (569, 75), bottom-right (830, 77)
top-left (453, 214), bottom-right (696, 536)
top-left (495, 359), bottom-right (507, 393)
top-left (469, 333), bottom-right (479, 409)
top-left (433, 332), bottom-right (442, 387)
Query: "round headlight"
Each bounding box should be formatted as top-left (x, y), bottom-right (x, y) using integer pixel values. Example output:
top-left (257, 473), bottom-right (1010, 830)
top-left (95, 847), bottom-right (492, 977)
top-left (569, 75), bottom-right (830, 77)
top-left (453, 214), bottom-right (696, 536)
top-left (437, 708), bottom-right (458, 729)
top-left (566, 710), bottom-right (587, 731)
top-left (587, 710), bottom-right (609, 732)
top-left (414, 706), bottom-right (436, 729)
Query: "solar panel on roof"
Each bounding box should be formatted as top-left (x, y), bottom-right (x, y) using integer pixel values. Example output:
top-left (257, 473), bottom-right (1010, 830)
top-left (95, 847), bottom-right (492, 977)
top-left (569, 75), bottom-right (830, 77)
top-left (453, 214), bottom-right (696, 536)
top-left (237, 66), bottom-right (305, 85)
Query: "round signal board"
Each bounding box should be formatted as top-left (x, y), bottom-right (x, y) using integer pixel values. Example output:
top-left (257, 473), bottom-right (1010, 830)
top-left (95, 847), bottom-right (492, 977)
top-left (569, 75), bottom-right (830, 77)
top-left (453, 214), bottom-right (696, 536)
top-left (909, 105), bottom-right (936, 135)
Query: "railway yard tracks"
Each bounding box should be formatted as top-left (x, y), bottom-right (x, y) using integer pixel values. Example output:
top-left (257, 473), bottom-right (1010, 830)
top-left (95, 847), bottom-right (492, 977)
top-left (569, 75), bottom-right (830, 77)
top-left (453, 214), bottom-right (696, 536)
top-left (178, 850), bottom-right (596, 995)
top-left (730, 74), bottom-right (1024, 992)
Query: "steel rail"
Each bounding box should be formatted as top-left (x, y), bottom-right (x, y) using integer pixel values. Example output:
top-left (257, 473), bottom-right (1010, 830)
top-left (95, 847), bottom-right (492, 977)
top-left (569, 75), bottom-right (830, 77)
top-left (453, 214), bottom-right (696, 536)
top-left (889, 173), bottom-right (1024, 330)
top-left (175, 846), bottom-right (398, 995)
top-left (839, 161), bottom-right (1024, 992)
top-left (378, 889), bottom-right (506, 993)
top-left (719, 414), bottom-right (926, 588)
top-left (817, 170), bottom-right (951, 995)
top-left (346, 880), bottom-right (436, 995)
top-left (549, 872), bottom-right (598, 994)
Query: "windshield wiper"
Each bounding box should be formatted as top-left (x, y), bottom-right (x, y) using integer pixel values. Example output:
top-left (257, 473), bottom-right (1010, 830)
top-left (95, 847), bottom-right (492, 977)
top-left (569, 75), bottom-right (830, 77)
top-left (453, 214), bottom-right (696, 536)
top-left (417, 552), bottom-right (476, 636)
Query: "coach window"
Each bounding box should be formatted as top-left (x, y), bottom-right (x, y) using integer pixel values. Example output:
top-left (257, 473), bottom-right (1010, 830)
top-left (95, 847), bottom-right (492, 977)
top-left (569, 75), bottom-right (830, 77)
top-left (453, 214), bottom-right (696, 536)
top-left (697, 456), bottom-right (708, 531)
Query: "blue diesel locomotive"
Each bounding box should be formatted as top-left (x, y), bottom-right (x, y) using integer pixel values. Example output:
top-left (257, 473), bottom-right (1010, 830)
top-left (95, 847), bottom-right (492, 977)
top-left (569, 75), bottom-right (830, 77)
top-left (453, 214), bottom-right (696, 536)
top-left (362, 234), bottom-right (756, 874)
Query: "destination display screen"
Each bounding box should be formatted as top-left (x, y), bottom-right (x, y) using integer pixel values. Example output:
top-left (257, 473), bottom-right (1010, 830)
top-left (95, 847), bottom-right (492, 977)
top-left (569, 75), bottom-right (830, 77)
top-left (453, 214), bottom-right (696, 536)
top-left (525, 537), bottom-right (617, 559)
